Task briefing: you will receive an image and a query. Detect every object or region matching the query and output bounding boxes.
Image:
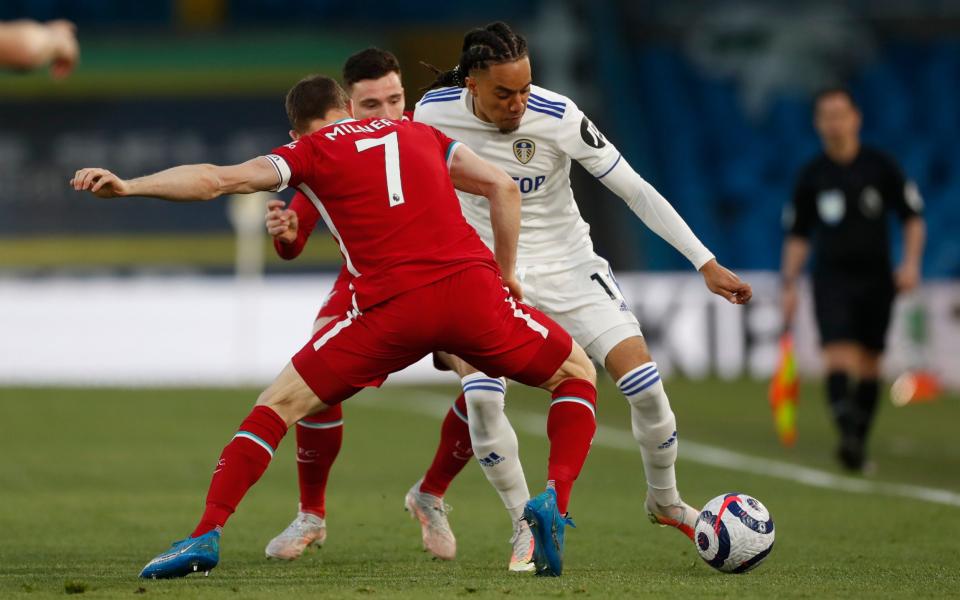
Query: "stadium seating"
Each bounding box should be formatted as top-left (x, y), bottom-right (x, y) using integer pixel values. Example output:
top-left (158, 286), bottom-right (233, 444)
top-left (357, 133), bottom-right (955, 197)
top-left (621, 41), bottom-right (959, 277)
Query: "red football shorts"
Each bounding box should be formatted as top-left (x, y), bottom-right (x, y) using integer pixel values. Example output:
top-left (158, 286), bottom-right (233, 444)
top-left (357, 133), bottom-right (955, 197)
top-left (292, 265), bottom-right (573, 404)
top-left (315, 265), bottom-right (355, 321)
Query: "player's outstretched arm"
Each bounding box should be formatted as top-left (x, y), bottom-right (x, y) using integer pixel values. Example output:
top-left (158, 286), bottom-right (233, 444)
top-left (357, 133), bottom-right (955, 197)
top-left (588, 154), bottom-right (753, 303)
top-left (71, 157), bottom-right (282, 202)
top-left (448, 144), bottom-right (522, 298)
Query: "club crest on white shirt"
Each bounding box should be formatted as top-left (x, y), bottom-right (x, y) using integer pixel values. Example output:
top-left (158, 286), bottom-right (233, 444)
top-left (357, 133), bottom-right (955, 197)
top-left (513, 139), bottom-right (536, 164)
top-left (817, 189), bottom-right (845, 225)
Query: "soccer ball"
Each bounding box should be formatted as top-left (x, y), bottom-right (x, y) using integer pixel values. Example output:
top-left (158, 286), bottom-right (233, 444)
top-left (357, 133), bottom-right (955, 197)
top-left (694, 492), bottom-right (775, 574)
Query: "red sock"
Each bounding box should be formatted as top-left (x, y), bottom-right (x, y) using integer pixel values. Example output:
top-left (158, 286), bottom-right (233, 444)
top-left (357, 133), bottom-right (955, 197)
top-left (192, 405), bottom-right (288, 537)
top-left (419, 393), bottom-right (473, 497)
top-left (296, 404), bottom-right (344, 517)
top-left (547, 379), bottom-right (597, 514)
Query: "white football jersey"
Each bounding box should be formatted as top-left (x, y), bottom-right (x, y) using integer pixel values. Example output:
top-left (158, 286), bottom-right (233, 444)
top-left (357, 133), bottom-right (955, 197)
top-left (415, 84), bottom-right (620, 267)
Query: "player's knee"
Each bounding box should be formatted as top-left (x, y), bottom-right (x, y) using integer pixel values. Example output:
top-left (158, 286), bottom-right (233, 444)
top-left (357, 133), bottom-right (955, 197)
top-left (439, 352), bottom-right (479, 378)
top-left (822, 342), bottom-right (860, 373)
top-left (255, 387), bottom-right (289, 412)
top-left (603, 335), bottom-right (651, 376)
top-left (255, 388), bottom-right (317, 426)
top-left (859, 352), bottom-right (882, 378)
top-left (538, 344), bottom-right (595, 391)
top-left (562, 343), bottom-right (597, 383)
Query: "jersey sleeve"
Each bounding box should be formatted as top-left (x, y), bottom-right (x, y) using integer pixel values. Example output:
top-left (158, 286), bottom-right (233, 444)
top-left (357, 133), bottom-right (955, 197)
top-left (787, 170), bottom-right (817, 238)
top-left (266, 135), bottom-right (318, 192)
top-left (274, 190), bottom-right (321, 260)
top-left (881, 154), bottom-right (924, 221)
top-left (423, 123), bottom-right (462, 169)
top-left (556, 101), bottom-right (622, 179)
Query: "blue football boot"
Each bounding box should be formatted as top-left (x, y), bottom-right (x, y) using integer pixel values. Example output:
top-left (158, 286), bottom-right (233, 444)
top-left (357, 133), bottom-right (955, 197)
top-left (139, 529), bottom-right (220, 579)
top-left (522, 488), bottom-right (575, 576)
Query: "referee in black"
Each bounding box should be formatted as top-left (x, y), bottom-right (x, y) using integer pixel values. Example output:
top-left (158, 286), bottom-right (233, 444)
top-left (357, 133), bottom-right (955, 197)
top-left (780, 88), bottom-right (925, 472)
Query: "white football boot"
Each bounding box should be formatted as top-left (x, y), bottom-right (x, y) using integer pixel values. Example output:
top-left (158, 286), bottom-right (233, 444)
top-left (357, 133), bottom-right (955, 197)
top-left (264, 511), bottom-right (327, 560)
top-left (508, 518), bottom-right (535, 572)
top-left (645, 494), bottom-right (698, 542)
top-left (404, 479), bottom-right (456, 560)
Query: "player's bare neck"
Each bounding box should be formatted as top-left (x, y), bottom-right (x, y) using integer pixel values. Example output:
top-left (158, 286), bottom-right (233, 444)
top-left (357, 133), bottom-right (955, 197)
top-left (306, 110), bottom-right (353, 133)
top-left (325, 109), bottom-right (352, 125)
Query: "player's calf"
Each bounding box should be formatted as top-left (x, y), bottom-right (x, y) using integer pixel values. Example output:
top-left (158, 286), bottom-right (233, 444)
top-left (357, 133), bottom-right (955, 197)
top-left (255, 363), bottom-right (331, 426)
top-left (463, 374), bottom-right (530, 522)
top-left (539, 342), bottom-right (596, 390)
top-left (142, 363), bottom-right (325, 577)
top-left (617, 361), bottom-right (700, 541)
top-left (617, 362), bottom-right (682, 506)
top-left (544, 377), bottom-right (597, 514)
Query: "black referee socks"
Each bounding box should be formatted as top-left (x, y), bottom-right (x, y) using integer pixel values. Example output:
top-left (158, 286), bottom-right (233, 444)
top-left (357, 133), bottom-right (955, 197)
top-left (826, 371), bottom-right (853, 435)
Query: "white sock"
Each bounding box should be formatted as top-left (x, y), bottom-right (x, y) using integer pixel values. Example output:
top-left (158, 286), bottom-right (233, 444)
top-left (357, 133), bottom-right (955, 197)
top-left (461, 373), bottom-right (530, 519)
top-left (617, 362), bottom-right (681, 506)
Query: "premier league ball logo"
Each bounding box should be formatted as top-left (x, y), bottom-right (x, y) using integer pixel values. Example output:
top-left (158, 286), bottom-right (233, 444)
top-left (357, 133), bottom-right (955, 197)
top-left (513, 139), bottom-right (536, 164)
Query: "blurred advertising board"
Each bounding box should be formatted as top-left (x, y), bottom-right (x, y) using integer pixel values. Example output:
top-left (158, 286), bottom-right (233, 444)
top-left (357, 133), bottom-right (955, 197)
top-left (1, 273), bottom-right (956, 388)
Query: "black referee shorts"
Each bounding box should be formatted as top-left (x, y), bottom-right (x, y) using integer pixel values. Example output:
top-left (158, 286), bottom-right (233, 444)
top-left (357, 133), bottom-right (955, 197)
top-left (812, 274), bottom-right (895, 352)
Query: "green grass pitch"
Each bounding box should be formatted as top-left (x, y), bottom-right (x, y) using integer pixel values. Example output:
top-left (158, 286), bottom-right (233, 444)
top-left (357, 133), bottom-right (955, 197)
top-left (2, 378), bottom-right (958, 598)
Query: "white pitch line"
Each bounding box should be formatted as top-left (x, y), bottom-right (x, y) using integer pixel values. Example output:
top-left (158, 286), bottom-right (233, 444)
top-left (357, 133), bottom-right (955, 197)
top-left (371, 391), bottom-right (960, 509)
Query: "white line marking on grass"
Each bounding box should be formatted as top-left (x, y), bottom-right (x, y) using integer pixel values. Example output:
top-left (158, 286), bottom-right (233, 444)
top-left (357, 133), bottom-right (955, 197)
top-left (373, 391), bottom-right (960, 509)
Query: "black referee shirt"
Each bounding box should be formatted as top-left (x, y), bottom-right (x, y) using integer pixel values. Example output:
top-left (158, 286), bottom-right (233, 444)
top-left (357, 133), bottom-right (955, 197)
top-left (785, 146), bottom-right (923, 278)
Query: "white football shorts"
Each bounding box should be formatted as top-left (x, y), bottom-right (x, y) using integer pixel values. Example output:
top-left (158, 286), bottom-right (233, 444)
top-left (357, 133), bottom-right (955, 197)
top-left (518, 252), bottom-right (643, 365)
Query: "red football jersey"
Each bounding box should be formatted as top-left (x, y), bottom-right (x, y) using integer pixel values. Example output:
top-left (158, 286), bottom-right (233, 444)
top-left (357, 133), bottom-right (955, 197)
top-left (273, 111), bottom-right (417, 261)
top-left (268, 118), bottom-right (498, 310)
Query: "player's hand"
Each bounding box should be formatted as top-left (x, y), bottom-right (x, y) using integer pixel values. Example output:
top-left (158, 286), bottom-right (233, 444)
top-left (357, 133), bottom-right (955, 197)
top-left (700, 259), bottom-right (752, 305)
top-left (265, 199), bottom-right (299, 244)
top-left (47, 20), bottom-right (79, 79)
top-left (503, 275), bottom-right (524, 302)
top-left (895, 261), bottom-right (920, 293)
top-left (781, 280), bottom-right (798, 328)
top-left (70, 168), bottom-right (128, 197)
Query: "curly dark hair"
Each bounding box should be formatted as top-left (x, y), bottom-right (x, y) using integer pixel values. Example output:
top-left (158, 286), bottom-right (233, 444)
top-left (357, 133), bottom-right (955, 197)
top-left (422, 21), bottom-right (528, 91)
